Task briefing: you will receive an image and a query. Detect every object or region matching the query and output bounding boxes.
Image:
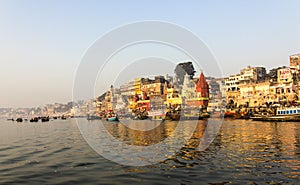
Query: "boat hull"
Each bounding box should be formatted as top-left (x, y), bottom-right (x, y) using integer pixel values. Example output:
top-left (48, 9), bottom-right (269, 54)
top-left (107, 117), bottom-right (119, 122)
top-left (251, 115), bottom-right (300, 122)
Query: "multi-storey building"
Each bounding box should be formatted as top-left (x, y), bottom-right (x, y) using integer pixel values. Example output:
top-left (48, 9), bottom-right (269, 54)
top-left (225, 66), bottom-right (267, 106)
top-left (134, 78), bottom-right (142, 95)
top-left (206, 77), bottom-right (221, 99)
top-left (141, 76), bottom-right (166, 97)
top-left (290, 54), bottom-right (300, 72)
top-left (120, 80), bottom-right (135, 97)
top-left (215, 78), bottom-right (226, 98)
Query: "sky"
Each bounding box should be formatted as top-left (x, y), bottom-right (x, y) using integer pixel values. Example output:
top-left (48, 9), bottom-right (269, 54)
top-left (0, 0), bottom-right (300, 108)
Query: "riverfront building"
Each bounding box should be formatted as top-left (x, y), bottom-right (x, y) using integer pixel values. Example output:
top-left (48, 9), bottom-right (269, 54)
top-left (95, 70), bottom-right (211, 116)
top-left (95, 54), bottom-right (300, 116)
top-left (225, 54), bottom-right (300, 108)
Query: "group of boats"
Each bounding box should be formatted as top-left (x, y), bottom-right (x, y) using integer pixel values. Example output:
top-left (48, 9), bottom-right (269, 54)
top-left (7, 115), bottom-right (68, 123)
top-left (87, 109), bottom-right (211, 122)
top-left (87, 115), bottom-right (119, 122)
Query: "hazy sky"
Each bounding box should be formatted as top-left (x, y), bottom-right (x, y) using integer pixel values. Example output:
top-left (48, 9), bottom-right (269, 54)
top-left (1, 0), bottom-right (300, 107)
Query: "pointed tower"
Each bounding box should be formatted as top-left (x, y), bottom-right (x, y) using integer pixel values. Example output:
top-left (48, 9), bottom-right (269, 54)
top-left (196, 72), bottom-right (209, 98)
top-left (195, 72), bottom-right (209, 108)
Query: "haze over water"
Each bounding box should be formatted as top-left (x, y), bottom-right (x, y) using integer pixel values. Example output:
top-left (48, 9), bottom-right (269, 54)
top-left (1, 119), bottom-right (299, 184)
top-left (1, 1), bottom-right (300, 184)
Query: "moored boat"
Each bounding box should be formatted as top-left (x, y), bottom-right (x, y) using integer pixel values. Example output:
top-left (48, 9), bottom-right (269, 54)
top-left (16, 118), bottom-right (23, 122)
top-left (251, 115), bottom-right (300, 122)
top-left (224, 109), bottom-right (235, 118)
top-left (41, 117), bottom-right (50, 122)
top-left (30, 117), bottom-right (39, 122)
top-left (251, 106), bottom-right (300, 122)
top-left (107, 117), bottom-right (119, 122)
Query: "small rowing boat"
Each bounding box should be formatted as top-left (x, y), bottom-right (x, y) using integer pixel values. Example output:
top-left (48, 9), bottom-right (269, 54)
top-left (107, 117), bottom-right (119, 122)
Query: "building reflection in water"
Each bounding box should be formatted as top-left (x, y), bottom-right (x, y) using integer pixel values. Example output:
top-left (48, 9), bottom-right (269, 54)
top-left (103, 120), bottom-right (208, 165)
top-left (80, 119), bottom-right (300, 179)
top-left (219, 120), bottom-right (300, 178)
top-left (103, 120), bottom-right (206, 147)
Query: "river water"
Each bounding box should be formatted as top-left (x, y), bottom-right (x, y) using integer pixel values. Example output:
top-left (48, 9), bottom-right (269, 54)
top-left (0, 118), bottom-right (299, 184)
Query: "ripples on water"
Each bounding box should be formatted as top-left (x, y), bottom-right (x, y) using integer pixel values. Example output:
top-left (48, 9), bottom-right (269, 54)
top-left (0, 118), bottom-right (299, 184)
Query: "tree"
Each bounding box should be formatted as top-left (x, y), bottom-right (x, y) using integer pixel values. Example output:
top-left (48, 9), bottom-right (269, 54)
top-left (174, 62), bottom-right (196, 85)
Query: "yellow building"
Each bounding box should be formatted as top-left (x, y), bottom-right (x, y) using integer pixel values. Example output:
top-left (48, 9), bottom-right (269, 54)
top-left (165, 88), bottom-right (182, 106)
top-left (142, 82), bottom-right (164, 96)
top-left (134, 78), bottom-right (143, 95)
top-left (226, 90), bottom-right (240, 106)
top-left (239, 82), bottom-right (270, 107)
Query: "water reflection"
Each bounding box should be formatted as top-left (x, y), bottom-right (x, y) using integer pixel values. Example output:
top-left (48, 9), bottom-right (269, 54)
top-left (219, 120), bottom-right (300, 180)
top-left (102, 120), bottom-right (207, 147)
top-left (1, 119), bottom-right (300, 184)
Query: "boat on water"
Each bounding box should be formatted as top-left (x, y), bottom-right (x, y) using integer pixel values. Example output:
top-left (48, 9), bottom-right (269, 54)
top-left (234, 110), bottom-right (253, 119)
top-left (251, 107), bottom-right (300, 122)
top-left (133, 115), bottom-right (148, 120)
top-left (41, 117), bottom-right (50, 122)
top-left (251, 115), bottom-right (300, 122)
top-left (224, 109), bottom-right (235, 118)
top-left (181, 112), bottom-right (210, 120)
top-left (107, 116), bottom-right (119, 122)
top-left (16, 118), bottom-right (23, 122)
top-left (30, 117), bottom-right (39, 122)
top-left (87, 116), bottom-right (102, 120)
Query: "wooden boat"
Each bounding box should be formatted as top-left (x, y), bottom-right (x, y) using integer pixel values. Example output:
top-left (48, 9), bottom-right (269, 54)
top-left (41, 117), bottom-right (50, 122)
top-left (16, 118), bottom-right (23, 122)
top-left (133, 115), bottom-right (148, 120)
top-left (181, 113), bottom-right (210, 120)
top-left (30, 117), bottom-right (39, 122)
top-left (224, 109), bottom-right (235, 118)
top-left (107, 117), bottom-right (119, 122)
top-left (251, 115), bottom-right (300, 122)
top-left (251, 107), bottom-right (300, 122)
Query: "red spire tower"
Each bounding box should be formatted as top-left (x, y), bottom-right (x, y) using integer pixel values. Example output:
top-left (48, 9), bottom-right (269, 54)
top-left (196, 72), bottom-right (209, 107)
top-left (196, 72), bottom-right (209, 98)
